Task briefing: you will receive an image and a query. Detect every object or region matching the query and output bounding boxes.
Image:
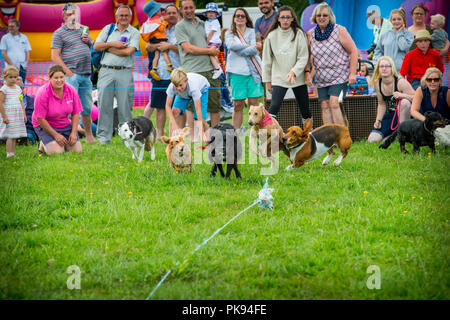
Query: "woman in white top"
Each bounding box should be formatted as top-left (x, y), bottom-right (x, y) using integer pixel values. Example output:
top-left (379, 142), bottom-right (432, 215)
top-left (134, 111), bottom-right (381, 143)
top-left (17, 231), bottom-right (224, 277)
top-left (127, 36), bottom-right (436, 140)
top-left (225, 8), bottom-right (263, 130)
top-left (262, 6), bottom-right (311, 124)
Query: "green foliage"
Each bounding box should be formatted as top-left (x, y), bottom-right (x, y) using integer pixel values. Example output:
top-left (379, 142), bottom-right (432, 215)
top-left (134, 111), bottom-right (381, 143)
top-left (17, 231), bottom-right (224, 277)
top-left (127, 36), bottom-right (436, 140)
top-left (0, 108), bottom-right (449, 299)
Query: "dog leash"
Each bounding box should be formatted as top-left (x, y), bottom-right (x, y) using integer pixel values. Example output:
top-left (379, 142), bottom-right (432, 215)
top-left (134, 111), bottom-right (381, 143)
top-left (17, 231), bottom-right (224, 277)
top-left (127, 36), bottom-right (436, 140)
top-left (390, 97), bottom-right (402, 131)
top-left (146, 178), bottom-right (274, 300)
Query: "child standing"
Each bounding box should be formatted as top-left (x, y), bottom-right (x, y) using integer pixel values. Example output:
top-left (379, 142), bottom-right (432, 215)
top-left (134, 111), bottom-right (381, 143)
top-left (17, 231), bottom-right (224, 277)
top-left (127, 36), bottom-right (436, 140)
top-left (204, 2), bottom-right (223, 80)
top-left (430, 14), bottom-right (448, 51)
top-left (165, 68), bottom-right (209, 143)
top-left (141, 0), bottom-right (173, 81)
top-left (0, 66), bottom-right (27, 157)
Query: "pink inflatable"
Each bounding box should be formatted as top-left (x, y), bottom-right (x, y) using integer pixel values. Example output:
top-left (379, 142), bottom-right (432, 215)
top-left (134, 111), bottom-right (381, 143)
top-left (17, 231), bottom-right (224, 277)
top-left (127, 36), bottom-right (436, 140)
top-left (18, 0), bottom-right (115, 33)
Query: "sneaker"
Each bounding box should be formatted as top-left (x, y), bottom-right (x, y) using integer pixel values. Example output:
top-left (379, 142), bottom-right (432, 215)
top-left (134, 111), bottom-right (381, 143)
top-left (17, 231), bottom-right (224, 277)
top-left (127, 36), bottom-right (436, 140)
top-left (222, 105), bottom-right (234, 114)
top-left (212, 68), bottom-right (223, 80)
top-left (98, 140), bottom-right (110, 145)
top-left (239, 126), bottom-right (247, 135)
top-left (149, 69), bottom-right (161, 81)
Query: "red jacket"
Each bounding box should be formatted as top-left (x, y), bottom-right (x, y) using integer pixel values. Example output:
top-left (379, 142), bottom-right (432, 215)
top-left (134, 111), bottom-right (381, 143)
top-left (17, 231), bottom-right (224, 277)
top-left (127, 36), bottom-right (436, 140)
top-left (400, 48), bottom-right (444, 81)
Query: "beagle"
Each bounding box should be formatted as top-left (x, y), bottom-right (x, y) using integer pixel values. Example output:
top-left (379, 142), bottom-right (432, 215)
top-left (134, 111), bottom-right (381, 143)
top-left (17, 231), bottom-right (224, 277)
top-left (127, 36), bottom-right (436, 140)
top-left (282, 119), bottom-right (352, 170)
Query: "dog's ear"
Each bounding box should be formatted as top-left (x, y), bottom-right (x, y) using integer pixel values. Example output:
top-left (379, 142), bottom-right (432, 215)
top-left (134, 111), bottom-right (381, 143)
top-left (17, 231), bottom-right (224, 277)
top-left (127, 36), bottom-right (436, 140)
top-left (118, 122), bottom-right (124, 129)
top-left (302, 119), bottom-right (313, 135)
top-left (424, 111), bottom-right (433, 118)
top-left (161, 136), bottom-right (171, 144)
top-left (181, 127), bottom-right (190, 137)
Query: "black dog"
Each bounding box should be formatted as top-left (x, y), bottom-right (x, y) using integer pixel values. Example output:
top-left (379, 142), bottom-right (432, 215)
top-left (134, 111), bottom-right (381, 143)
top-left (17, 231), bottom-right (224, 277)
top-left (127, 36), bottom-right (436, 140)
top-left (379, 111), bottom-right (446, 154)
top-left (204, 123), bottom-right (242, 178)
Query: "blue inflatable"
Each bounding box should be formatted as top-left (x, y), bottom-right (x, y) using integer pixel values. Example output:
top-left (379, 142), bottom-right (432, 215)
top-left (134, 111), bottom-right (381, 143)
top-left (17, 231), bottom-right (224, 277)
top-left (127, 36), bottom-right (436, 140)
top-left (301, 0), bottom-right (450, 50)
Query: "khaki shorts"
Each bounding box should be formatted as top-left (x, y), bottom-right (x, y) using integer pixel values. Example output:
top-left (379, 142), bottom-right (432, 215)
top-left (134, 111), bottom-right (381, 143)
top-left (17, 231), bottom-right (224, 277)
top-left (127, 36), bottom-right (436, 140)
top-left (187, 71), bottom-right (221, 114)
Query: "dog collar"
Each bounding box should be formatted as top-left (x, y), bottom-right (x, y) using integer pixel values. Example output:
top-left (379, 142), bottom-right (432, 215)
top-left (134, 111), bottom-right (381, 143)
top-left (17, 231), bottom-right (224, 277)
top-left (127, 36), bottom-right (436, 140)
top-left (286, 132), bottom-right (312, 151)
top-left (259, 110), bottom-right (274, 126)
top-left (423, 121), bottom-right (432, 134)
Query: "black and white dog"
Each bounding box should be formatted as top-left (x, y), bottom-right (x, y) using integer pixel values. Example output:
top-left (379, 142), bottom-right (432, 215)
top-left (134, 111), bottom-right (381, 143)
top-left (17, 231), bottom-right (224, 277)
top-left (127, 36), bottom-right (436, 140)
top-left (118, 116), bottom-right (157, 162)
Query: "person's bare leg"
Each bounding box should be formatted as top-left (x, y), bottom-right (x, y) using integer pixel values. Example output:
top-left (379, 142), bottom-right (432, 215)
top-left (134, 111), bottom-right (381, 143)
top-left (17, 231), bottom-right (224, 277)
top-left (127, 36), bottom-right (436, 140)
top-left (81, 115), bottom-right (96, 143)
top-left (6, 138), bottom-right (16, 155)
top-left (320, 100), bottom-right (333, 124)
top-left (185, 110), bottom-right (196, 141)
top-left (155, 108), bottom-right (166, 140)
top-left (399, 99), bottom-right (411, 123)
top-left (144, 101), bottom-right (154, 118)
top-left (367, 132), bottom-right (383, 143)
top-left (43, 141), bottom-right (65, 155)
top-left (65, 141), bottom-right (82, 153)
top-left (232, 99), bottom-right (244, 130)
top-left (209, 112), bottom-right (220, 128)
top-left (329, 96), bottom-right (345, 125)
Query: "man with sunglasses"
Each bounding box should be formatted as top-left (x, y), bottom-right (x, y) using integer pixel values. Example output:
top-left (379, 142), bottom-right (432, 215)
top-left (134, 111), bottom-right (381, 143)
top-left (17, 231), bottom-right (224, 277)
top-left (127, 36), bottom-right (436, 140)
top-left (400, 30), bottom-right (444, 90)
top-left (255, 0), bottom-right (277, 52)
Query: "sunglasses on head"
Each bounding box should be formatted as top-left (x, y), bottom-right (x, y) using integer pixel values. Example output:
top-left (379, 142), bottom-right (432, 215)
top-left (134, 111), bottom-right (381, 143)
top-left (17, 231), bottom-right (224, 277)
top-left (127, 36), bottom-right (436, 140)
top-left (425, 78), bottom-right (440, 83)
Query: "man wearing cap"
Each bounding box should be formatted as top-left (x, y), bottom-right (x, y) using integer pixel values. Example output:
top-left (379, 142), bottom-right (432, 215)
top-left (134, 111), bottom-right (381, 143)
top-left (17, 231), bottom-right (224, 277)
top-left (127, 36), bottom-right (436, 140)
top-left (400, 30), bottom-right (444, 90)
top-left (93, 4), bottom-right (140, 144)
top-left (175, 0), bottom-right (221, 131)
top-left (366, 9), bottom-right (392, 58)
top-left (51, 2), bottom-right (96, 144)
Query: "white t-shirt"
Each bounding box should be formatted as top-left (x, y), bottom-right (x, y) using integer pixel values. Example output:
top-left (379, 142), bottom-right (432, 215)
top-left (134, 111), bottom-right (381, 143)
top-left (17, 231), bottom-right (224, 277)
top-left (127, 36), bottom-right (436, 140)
top-left (204, 19), bottom-right (222, 45)
top-left (166, 73), bottom-right (210, 101)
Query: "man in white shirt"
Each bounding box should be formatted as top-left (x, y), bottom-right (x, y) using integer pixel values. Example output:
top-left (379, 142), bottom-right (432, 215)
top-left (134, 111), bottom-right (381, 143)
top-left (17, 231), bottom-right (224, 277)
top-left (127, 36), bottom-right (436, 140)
top-left (0, 19), bottom-right (32, 84)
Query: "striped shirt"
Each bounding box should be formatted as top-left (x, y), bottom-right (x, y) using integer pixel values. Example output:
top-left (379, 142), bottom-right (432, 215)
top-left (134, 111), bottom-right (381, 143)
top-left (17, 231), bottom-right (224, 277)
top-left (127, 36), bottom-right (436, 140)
top-left (0, 85), bottom-right (26, 139)
top-left (310, 24), bottom-right (350, 88)
top-left (51, 24), bottom-right (92, 75)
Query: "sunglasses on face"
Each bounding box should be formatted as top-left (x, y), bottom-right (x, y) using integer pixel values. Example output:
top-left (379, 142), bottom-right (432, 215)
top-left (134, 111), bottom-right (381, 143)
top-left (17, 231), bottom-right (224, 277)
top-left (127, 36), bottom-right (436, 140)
top-left (316, 14), bottom-right (329, 18)
top-left (235, 14), bottom-right (246, 19)
top-left (279, 16), bottom-right (293, 21)
top-left (426, 78), bottom-right (440, 83)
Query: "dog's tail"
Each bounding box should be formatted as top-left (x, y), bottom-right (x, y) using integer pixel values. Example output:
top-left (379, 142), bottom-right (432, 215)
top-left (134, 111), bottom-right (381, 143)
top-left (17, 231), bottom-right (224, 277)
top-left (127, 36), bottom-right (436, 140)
top-left (339, 102), bottom-right (349, 128)
top-left (379, 130), bottom-right (398, 149)
top-left (145, 128), bottom-right (157, 151)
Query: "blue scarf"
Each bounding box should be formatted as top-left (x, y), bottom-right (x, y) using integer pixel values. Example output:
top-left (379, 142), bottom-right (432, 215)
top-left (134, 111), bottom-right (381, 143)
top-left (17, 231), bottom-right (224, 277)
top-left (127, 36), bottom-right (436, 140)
top-left (315, 23), bottom-right (334, 41)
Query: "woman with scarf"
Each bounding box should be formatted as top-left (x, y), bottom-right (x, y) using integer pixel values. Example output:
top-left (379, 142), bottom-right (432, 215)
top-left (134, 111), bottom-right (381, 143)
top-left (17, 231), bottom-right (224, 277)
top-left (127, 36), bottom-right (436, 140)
top-left (308, 2), bottom-right (358, 126)
top-left (262, 6), bottom-right (311, 125)
top-left (225, 8), bottom-right (263, 131)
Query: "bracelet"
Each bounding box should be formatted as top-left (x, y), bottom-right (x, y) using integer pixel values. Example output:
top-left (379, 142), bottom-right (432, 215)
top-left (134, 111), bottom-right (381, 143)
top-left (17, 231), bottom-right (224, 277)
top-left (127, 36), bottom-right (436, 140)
top-left (376, 119), bottom-right (382, 123)
top-left (305, 70), bottom-right (310, 73)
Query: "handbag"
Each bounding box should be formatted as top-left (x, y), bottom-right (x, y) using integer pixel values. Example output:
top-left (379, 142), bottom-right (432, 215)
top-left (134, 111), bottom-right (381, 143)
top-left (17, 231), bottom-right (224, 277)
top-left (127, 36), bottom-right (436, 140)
top-left (236, 29), bottom-right (262, 79)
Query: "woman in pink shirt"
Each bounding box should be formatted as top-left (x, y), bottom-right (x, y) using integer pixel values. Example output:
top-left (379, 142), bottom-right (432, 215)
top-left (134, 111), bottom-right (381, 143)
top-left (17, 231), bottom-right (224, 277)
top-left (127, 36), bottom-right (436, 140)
top-left (32, 64), bottom-right (83, 155)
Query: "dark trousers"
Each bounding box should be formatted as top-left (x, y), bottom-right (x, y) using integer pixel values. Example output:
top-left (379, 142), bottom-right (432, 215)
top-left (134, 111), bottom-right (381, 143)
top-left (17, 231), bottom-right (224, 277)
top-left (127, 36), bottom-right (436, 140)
top-left (268, 85), bottom-right (311, 121)
top-left (19, 66), bottom-right (27, 84)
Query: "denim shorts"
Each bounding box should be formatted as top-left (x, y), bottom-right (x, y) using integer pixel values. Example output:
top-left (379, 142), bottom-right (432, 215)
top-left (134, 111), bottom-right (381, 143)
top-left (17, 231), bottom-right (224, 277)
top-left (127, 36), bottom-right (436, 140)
top-left (173, 89), bottom-right (209, 120)
top-left (371, 111), bottom-right (398, 138)
top-left (65, 74), bottom-right (93, 116)
top-left (317, 82), bottom-right (348, 102)
top-left (34, 124), bottom-right (79, 145)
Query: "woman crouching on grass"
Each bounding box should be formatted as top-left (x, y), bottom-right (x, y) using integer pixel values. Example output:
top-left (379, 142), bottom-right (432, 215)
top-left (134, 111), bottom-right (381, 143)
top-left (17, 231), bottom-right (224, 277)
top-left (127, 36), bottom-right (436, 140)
top-left (32, 64), bottom-right (82, 155)
top-left (367, 56), bottom-right (415, 143)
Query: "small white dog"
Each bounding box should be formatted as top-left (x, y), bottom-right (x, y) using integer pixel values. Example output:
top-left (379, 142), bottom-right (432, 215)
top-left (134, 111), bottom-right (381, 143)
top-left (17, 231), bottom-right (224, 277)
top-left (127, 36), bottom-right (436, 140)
top-left (434, 125), bottom-right (450, 147)
top-left (118, 116), bottom-right (157, 162)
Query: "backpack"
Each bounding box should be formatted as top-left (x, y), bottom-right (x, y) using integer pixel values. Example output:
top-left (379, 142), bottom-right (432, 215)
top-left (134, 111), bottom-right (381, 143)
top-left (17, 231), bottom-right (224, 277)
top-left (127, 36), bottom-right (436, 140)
top-left (91, 23), bottom-right (115, 86)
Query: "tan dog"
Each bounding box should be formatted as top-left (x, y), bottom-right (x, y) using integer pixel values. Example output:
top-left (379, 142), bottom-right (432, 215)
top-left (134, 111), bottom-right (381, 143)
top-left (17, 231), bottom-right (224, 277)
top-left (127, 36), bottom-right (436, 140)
top-left (161, 127), bottom-right (192, 172)
top-left (248, 103), bottom-right (284, 167)
top-left (282, 119), bottom-right (352, 170)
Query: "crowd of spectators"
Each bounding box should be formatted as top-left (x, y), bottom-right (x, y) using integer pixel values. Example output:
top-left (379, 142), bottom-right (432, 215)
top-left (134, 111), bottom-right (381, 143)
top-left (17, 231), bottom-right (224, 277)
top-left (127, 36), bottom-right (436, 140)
top-left (0, 1), bottom-right (449, 157)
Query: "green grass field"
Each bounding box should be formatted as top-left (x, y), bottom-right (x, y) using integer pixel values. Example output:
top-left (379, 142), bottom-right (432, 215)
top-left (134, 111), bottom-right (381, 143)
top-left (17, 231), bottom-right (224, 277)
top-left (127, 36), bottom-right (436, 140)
top-left (0, 108), bottom-right (449, 300)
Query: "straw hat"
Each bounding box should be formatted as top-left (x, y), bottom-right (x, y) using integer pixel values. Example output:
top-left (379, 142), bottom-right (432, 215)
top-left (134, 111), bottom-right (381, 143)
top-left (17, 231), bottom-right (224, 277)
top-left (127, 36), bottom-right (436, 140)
top-left (414, 30), bottom-right (432, 43)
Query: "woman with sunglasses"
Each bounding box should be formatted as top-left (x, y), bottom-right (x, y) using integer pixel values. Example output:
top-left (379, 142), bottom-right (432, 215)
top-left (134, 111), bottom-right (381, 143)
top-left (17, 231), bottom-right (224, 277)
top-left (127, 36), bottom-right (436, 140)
top-left (411, 67), bottom-right (450, 122)
top-left (225, 8), bottom-right (263, 131)
top-left (261, 6), bottom-right (311, 124)
top-left (308, 2), bottom-right (358, 126)
top-left (368, 56), bottom-right (415, 143)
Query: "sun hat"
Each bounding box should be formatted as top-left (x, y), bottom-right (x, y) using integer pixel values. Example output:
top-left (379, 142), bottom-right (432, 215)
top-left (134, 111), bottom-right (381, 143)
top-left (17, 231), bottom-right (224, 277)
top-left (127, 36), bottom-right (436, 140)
top-left (143, 0), bottom-right (161, 18)
top-left (414, 29), bottom-right (432, 43)
top-left (203, 2), bottom-right (222, 18)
